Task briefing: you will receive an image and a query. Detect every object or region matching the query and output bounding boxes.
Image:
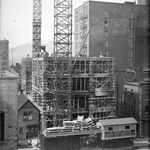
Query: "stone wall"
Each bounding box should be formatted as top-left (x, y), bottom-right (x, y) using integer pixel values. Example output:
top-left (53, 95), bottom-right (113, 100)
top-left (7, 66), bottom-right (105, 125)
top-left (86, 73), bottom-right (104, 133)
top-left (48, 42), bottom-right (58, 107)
top-left (0, 76), bottom-right (18, 150)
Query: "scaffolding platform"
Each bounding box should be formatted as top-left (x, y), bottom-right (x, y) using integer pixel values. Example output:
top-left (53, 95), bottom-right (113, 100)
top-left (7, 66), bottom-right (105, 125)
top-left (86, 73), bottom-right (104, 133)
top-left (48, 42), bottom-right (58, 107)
top-left (43, 128), bottom-right (101, 138)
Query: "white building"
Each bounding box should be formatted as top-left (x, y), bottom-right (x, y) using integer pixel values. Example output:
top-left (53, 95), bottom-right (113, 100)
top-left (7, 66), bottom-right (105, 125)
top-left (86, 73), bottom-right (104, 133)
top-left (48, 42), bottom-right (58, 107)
top-left (97, 117), bottom-right (137, 140)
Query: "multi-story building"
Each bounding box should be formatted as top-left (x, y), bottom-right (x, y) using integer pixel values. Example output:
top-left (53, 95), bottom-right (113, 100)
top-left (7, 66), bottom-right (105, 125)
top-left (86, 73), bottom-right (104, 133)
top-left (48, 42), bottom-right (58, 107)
top-left (0, 70), bottom-right (18, 150)
top-left (21, 55), bottom-right (32, 95)
top-left (74, 1), bottom-right (149, 113)
top-left (32, 56), bottom-right (116, 129)
top-left (74, 1), bottom-right (149, 77)
top-left (123, 79), bottom-right (150, 137)
top-left (18, 93), bottom-right (40, 146)
top-left (0, 40), bottom-right (9, 71)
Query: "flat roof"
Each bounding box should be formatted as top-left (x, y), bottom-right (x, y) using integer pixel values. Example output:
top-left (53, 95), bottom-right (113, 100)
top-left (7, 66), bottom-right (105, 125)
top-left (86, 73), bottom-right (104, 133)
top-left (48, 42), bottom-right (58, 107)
top-left (99, 117), bottom-right (137, 126)
top-left (124, 82), bottom-right (140, 86)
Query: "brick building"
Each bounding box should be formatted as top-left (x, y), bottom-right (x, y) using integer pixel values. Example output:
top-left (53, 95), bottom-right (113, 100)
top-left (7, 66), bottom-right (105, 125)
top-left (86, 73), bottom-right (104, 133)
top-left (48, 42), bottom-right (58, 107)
top-left (18, 93), bottom-right (40, 146)
top-left (0, 40), bottom-right (9, 71)
top-left (0, 70), bottom-right (18, 150)
top-left (74, 1), bottom-right (149, 77)
top-left (123, 79), bottom-right (150, 137)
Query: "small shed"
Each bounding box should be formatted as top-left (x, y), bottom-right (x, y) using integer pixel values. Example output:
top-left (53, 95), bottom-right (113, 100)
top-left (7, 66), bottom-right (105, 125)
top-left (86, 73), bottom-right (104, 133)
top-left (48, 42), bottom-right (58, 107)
top-left (97, 117), bottom-right (137, 140)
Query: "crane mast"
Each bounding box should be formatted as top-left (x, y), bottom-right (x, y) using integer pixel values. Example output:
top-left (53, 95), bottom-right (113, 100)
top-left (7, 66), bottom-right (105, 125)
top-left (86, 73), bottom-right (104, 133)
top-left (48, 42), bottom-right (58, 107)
top-left (32, 0), bottom-right (42, 58)
top-left (53, 0), bottom-right (72, 125)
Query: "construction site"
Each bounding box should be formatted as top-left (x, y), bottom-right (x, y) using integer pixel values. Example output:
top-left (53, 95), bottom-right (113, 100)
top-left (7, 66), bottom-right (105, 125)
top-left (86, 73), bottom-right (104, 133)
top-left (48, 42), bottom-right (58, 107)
top-left (31, 0), bottom-right (116, 149)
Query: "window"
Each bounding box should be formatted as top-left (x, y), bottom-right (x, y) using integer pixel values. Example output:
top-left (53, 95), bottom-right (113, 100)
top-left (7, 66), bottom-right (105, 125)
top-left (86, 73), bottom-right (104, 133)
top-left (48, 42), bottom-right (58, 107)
top-left (129, 18), bottom-right (133, 29)
top-left (23, 111), bottom-right (33, 121)
top-left (0, 112), bottom-right (4, 141)
top-left (125, 125), bottom-right (130, 129)
top-left (19, 127), bottom-right (24, 134)
top-left (108, 127), bottom-right (113, 131)
top-left (26, 125), bottom-right (38, 138)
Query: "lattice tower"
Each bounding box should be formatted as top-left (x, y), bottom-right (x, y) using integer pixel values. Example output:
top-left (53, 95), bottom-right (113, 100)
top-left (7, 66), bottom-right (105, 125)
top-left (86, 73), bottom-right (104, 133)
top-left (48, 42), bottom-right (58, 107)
top-left (52, 0), bottom-right (72, 126)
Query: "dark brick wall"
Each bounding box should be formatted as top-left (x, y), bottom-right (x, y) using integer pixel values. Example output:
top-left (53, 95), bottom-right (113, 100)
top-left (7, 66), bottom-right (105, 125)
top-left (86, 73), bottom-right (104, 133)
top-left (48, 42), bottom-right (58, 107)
top-left (88, 2), bottom-right (149, 72)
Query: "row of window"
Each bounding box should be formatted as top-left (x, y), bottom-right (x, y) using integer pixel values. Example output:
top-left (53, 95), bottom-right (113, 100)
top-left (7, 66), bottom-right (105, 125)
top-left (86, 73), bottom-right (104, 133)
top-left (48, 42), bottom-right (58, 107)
top-left (108, 125), bottom-right (130, 131)
top-left (23, 111), bottom-right (33, 121)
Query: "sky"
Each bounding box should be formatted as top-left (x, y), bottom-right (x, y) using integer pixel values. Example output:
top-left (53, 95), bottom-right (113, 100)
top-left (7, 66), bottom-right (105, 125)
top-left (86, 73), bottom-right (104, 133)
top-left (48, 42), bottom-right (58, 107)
top-left (1, 0), bottom-right (135, 48)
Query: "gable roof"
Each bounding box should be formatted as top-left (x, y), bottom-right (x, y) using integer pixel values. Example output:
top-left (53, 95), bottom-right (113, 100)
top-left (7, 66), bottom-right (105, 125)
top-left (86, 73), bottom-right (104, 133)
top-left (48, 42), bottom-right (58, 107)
top-left (17, 93), bottom-right (40, 111)
top-left (99, 117), bottom-right (137, 126)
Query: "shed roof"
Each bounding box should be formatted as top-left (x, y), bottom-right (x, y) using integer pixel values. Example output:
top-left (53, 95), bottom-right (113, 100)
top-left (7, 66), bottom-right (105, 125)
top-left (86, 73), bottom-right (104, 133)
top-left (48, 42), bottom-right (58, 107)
top-left (99, 117), bottom-right (137, 126)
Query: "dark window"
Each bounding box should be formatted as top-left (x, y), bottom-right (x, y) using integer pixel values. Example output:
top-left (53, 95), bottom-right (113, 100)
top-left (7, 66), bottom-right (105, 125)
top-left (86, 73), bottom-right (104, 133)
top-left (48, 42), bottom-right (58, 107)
top-left (19, 127), bottom-right (23, 134)
top-left (23, 111), bottom-right (33, 121)
top-left (108, 127), bottom-right (113, 131)
top-left (79, 97), bottom-right (85, 108)
top-left (104, 19), bottom-right (108, 24)
top-left (26, 125), bottom-right (38, 138)
top-left (125, 125), bottom-right (130, 129)
top-left (0, 112), bottom-right (4, 141)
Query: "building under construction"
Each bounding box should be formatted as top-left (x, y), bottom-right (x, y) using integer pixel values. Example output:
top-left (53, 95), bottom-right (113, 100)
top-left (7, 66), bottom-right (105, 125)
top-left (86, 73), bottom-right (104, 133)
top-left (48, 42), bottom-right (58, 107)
top-left (21, 55), bottom-right (32, 95)
top-left (32, 56), bottom-right (116, 121)
top-left (31, 0), bottom-right (116, 149)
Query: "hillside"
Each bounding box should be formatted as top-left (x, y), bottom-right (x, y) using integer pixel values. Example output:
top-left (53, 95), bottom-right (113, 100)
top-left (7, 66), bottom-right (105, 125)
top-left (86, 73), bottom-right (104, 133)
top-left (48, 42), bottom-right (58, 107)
top-left (9, 41), bottom-right (53, 64)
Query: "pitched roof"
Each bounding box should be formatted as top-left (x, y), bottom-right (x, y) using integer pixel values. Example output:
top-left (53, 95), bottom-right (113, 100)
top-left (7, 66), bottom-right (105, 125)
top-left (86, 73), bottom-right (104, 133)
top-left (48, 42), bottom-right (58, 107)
top-left (17, 93), bottom-right (29, 110)
top-left (99, 117), bottom-right (137, 126)
top-left (17, 93), bottom-right (40, 111)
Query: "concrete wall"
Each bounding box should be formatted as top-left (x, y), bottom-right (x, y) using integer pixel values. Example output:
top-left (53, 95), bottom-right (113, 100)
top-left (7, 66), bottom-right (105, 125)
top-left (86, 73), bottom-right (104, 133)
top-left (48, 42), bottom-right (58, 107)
top-left (0, 76), bottom-right (18, 150)
top-left (18, 101), bottom-right (39, 145)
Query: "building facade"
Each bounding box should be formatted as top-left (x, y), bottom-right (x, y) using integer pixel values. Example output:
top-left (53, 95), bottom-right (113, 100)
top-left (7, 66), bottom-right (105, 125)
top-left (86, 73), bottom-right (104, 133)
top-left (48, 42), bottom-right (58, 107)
top-left (98, 117), bottom-right (137, 140)
top-left (21, 55), bottom-right (32, 95)
top-left (74, 1), bottom-right (149, 74)
top-left (0, 71), bottom-right (18, 150)
top-left (18, 93), bottom-right (40, 146)
top-left (0, 40), bottom-right (9, 71)
top-left (123, 80), bottom-right (150, 137)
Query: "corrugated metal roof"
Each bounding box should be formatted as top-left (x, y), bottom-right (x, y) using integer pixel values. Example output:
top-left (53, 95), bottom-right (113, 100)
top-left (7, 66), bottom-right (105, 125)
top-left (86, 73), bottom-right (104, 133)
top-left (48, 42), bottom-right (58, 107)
top-left (99, 117), bottom-right (137, 126)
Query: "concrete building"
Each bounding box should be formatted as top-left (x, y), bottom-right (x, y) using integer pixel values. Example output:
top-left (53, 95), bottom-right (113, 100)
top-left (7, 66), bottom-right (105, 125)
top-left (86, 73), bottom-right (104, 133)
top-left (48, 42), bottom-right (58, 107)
top-left (0, 40), bottom-right (9, 71)
top-left (21, 55), bottom-right (32, 95)
top-left (18, 93), bottom-right (40, 146)
top-left (123, 79), bottom-right (150, 137)
top-left (74, 1), bottom-right (149, 75)
top-left (0, 70), bottom-right (18, 150)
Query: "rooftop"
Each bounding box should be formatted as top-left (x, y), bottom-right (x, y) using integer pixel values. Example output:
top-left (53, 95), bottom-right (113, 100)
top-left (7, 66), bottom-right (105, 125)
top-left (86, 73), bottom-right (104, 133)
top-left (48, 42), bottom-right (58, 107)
top-left (99, 117), bottom-right (137, 126)
top-left (0, 70), bottom-right (18, 79)
top-left (17, 93), bottom-right (40, 111)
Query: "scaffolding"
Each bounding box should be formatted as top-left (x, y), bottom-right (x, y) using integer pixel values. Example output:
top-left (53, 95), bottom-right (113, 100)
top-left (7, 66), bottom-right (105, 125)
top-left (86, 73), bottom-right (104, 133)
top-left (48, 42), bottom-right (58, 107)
top-left (32, 57), bottom-right (116, 127)
top-left (32, 0), bottom-right (116, 133)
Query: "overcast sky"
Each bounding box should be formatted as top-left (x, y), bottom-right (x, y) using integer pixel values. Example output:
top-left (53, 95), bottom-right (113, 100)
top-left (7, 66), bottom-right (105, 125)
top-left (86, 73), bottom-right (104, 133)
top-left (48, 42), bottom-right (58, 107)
top-left (1, 0), bottom-right (135, 48)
